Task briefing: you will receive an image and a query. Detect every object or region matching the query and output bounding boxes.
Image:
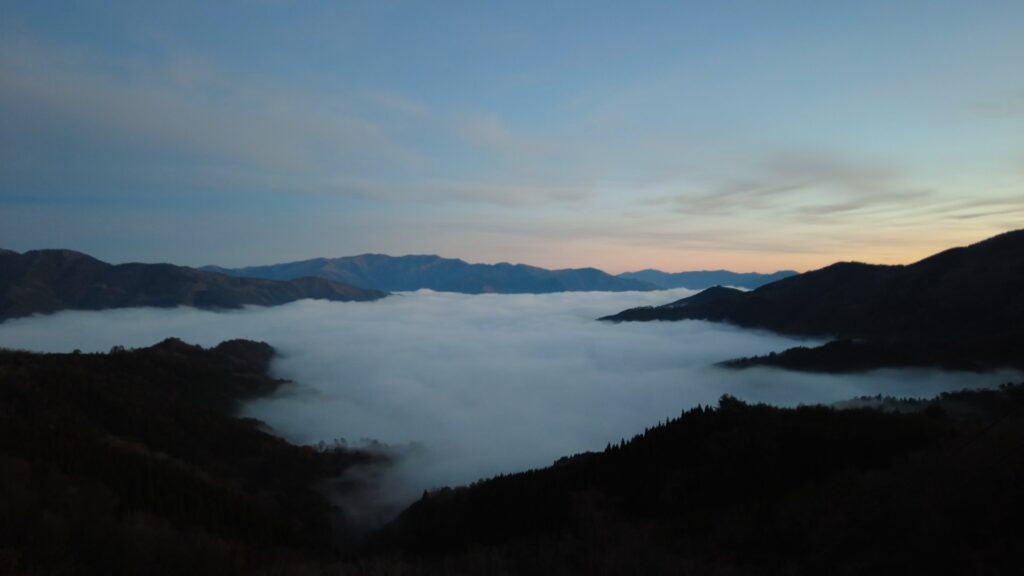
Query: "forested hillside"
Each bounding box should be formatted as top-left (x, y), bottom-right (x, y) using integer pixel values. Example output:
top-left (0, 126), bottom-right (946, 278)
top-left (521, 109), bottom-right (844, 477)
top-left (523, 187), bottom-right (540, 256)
top-left (368, 384), bottom-right (1024, 574)
top-left (0, 339), bottom-right (383, 575)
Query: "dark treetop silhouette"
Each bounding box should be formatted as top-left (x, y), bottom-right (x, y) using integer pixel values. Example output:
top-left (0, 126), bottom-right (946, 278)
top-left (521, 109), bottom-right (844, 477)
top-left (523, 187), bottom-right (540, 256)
top-left (0, 339), bottom-right (385, 575)
top-left (4, 339), bottom-right (1021, 574)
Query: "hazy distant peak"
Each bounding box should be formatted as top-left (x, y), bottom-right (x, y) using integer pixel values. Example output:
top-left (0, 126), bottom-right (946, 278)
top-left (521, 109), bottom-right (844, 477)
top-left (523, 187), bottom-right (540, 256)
top-left (617, 269), bottom-right (797, 290)
top-left (206, 253), bottom-right (657, 294)
top-left (0, 248), bottom-right (387, 321)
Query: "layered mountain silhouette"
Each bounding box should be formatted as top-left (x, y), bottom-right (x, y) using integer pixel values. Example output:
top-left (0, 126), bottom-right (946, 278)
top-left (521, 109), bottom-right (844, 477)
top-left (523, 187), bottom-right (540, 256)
top-left (204, 254), bottom-right (659, 293)
top-left (603, 230), bottom-right (1024, 370)
top-left (618, 268), bottom-right (796, 289)
top-left (0, 249), bottom-right (387, 321)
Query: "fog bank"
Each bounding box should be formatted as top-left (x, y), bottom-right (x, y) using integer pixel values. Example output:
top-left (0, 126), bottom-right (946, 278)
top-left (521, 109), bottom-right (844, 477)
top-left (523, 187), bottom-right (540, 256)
top-left (1, 289), bottom-right (1017, 518)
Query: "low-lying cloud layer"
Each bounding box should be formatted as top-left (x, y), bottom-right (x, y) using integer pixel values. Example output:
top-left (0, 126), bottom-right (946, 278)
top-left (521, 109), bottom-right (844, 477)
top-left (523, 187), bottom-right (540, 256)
top-left (1, 290), bottom-right (1017, 520)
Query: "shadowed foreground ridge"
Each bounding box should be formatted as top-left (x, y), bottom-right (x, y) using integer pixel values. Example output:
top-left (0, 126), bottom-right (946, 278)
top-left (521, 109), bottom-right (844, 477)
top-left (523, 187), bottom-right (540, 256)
top-left (0, 249), bottom-right (387, 322)
top-left (367, 384), bottom-right (1024, 575)
top-left (0, 339), bottom-right (384, 575)
top-left (602, 230), bottom-right (1024, 371)
top-left (3, 339), bottom-right (1021, 574)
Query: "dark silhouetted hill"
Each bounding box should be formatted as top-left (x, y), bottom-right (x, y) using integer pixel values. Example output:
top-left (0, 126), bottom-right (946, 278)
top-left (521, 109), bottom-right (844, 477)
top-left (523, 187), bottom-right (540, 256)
top-left (0, 339), bottom-right (384, 575)
top-left (618, 268), bottom-right (797, 289)
top-left (204, 254), bottom-right (657, 293)
top-left (0, 249), bottom-right (387, 321)
top-left (602, 230), bottom-right (1024, 370)
top-left (366, 384), bottom-right (1024, 574)
top-left (5, 339), bottom-right (1022, 574)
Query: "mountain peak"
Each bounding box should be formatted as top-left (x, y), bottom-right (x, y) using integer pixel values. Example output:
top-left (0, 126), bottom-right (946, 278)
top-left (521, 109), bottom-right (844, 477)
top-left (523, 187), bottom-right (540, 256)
top-left (603, 229), bottom-right (1024, 370)
top-left (0, 249), bottom-right (387, 322)
top-left (206, 254), bottom-right (656, 294)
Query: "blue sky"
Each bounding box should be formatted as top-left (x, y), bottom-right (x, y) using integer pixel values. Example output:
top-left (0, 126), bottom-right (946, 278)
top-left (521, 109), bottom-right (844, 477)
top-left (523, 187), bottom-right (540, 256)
top-left (2, 1), bottom-right (1023, 271)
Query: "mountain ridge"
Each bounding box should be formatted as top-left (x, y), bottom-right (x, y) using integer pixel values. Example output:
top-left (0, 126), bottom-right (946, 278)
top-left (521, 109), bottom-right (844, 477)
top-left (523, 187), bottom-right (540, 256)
top-left (0, 338), bottom-right (383, 573)
top-left (370, 384), bottom-right (1024, 574)
top-left (0, 248), bottom-right (387, 322)
top-left (602, 229), bottom-right (1024, 370)
top-left (617, 268), bottom-right (797, 290)
top-left (202, 253), bottom-right (660, 294)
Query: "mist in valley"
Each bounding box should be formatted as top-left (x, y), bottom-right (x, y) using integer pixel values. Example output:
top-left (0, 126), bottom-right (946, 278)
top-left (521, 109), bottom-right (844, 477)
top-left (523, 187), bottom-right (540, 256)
top-left (1, 289), bottom-right (1016, 520)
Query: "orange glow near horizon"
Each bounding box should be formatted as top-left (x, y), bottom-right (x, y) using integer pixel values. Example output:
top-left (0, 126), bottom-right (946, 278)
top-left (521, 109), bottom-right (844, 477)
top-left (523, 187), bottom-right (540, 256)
top-left (468, 226), bottom-right (1017, 276)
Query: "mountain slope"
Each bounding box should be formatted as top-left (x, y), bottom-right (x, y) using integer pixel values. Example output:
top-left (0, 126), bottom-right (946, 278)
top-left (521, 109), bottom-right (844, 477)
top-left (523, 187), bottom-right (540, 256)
top-left (369, 386), bottom-right (1024, 574)
top-left (0, 249), bottom-right (387, 321)
top-left (0, 339), bottom-right (384, 574)
top-left (602, 230), bottom-right (1024, 370)
top-left (618, 268), bottom-right (797, 290)
top-left (204, 254), bottom-right (657, 294)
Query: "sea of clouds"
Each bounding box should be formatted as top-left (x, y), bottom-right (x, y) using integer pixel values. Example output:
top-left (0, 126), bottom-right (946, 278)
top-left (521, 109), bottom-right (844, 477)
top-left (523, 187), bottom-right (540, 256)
top-left (1, 289), bottom-right (1018, 522)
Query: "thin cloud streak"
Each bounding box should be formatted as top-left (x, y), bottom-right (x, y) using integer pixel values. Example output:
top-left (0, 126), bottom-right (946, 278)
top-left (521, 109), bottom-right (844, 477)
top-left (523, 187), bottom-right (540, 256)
top-left (0, 38), bottom-right (420, 195)
top-left (2, 5), bottom-right (1022, 273)
top-left (666, 152), bottom-right (934, 221)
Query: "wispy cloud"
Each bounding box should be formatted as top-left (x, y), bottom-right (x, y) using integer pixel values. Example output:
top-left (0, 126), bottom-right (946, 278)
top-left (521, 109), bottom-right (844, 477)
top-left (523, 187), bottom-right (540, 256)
top-left (324, 178), bottom-right (596, 207)
top-left (2, 8), bottom-right (1021, 273)
top-left (361, 89), bottom-right (430, 118)
top-left (0, 38), bottom-right (421, 196)
top-left (664, 152), bottom-right (933, 223)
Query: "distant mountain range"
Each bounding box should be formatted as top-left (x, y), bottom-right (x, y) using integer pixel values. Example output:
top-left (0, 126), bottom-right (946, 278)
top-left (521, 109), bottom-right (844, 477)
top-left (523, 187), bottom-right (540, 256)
top-left (0, 249), bottom-right (386, 322)
top-left (617, 269), bottom-right (796, 289)
top-left (0, 247), bottom-right (821, 320)
top-left (603, 229), bottom-right (1024, 371)
top-left (203, 254), bottom-right (793, 294)
top-left (203, 254), bottom-right (659, 293)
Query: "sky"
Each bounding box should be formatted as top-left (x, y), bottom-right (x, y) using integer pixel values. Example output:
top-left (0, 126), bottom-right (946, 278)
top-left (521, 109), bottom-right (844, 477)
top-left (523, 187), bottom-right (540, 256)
top-left (1, 290), bottom-right (1015, 521)
top-left (2, 0), bottom-right (1023, 273)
